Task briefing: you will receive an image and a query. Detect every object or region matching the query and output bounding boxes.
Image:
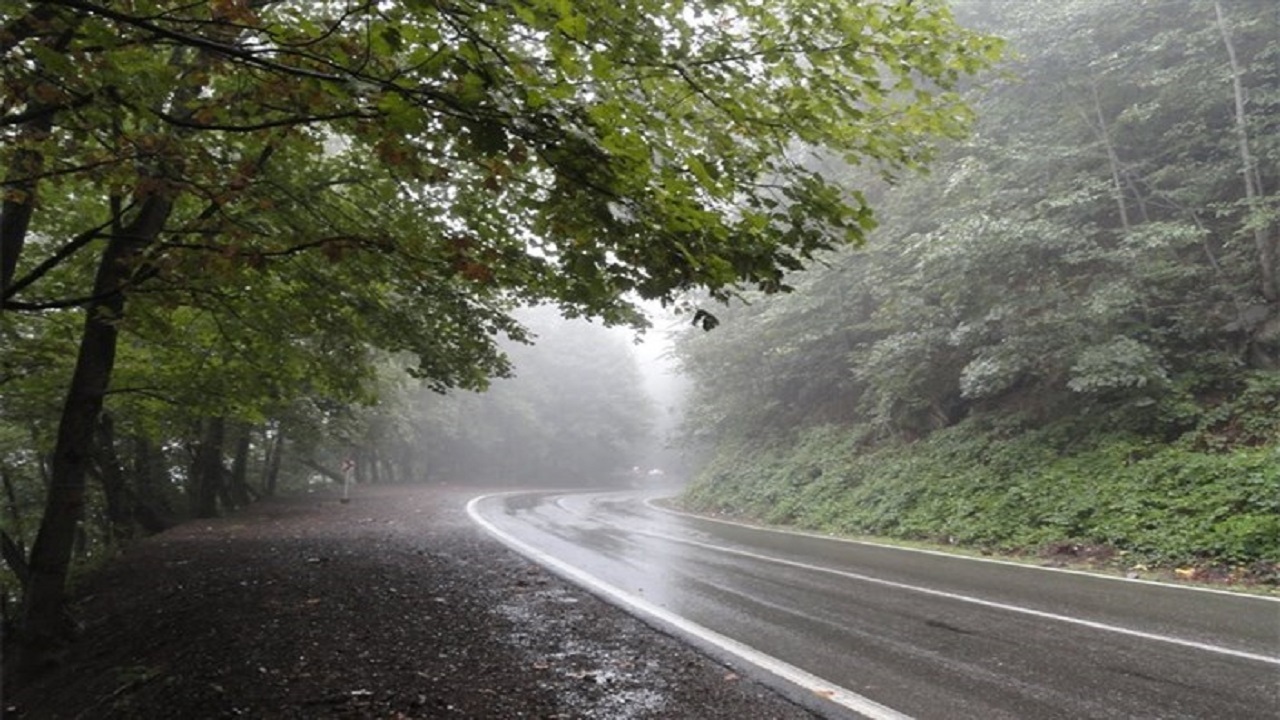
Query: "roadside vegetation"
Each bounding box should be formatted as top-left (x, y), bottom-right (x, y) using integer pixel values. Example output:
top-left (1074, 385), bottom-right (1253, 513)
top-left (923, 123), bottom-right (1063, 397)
top-left (676, 0), bottom-right (1280, 581)
top-left (684, 421), bottom-right (1280, 575)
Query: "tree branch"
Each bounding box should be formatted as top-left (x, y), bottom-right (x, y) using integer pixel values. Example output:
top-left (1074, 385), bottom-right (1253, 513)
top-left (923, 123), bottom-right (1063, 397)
top-left (0, 529), bottom-right (29, 587)
top-left (40, 0), bottom-right (348, 82)
top-left (0, 94), bottom-right (92, 128)
top-left (4, 210), bottom-right (127, 300)
top-left (4, 266), bottom-right (158, 311)
top-left (148, 107), bottom-right (374, 133)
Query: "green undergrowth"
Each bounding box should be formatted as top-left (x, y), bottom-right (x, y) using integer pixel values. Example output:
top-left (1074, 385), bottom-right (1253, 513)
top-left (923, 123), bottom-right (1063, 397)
top-left (681, 421), bottom-right (1280, 572)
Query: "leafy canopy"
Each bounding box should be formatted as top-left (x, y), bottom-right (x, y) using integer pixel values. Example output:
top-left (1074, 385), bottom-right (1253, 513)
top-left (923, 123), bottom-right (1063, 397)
top-left (3, 0), bottom-right (1000, 356)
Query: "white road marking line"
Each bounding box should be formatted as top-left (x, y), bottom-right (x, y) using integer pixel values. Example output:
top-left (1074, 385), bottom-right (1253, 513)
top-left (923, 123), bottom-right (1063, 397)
top-left (650, 499), bottom-right (1280, 602)
top-left (466, 494), bottom-right (913, 720)
top-left (631, 527), bottom-right (1280, 667)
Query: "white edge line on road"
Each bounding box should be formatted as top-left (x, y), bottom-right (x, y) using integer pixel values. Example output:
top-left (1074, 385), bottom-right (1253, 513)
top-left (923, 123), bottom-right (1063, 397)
top-left (650, 499), bottom-right (1280, 603)
top-left (634, 526), bottom-right (1280, 667)
top-left (465, 493), bottom-right (914, 720)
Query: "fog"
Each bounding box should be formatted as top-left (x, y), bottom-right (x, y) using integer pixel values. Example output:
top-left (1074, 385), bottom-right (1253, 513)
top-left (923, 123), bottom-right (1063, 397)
top-left (620, 309), bottom-right (694, 480)
top-left (385, 306), bottom-right (690, 489)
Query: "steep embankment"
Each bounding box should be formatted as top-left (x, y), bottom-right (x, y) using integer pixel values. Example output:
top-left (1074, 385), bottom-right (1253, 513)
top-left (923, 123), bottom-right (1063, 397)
top-left (681, 421), bottom-right (1280, 584)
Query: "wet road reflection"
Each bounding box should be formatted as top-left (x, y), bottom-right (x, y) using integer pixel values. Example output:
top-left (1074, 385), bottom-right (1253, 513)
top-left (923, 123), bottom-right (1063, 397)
top-left (471, 489), bottom-right (1280, 720)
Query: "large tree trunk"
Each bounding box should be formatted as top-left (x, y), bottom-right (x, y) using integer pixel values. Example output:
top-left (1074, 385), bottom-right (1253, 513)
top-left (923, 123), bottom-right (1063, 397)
top-left (18, 195), bottom-right (172, 666)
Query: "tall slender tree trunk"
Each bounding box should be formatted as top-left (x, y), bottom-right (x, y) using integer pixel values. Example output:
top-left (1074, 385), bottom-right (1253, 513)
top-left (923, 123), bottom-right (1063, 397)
top-left (263, 424), bottom-right (284, 497)
top-left (1215, 0), bottom-right (1276, 302)
top-left (29, 425), bottom-right (51, 489)
top-left (1, 467), bottom-right (30, 590)
top-left (400, 445), bottom-right (416, 484)
top-left (367, 450), bottom-right (380, 485)
top-left (130, 436), bottom-right (175, 534)
top-left (355, 448), bottom-right (369, 485)
top-left (191, 417), bottom-right (226, 519)
top-left (228, 426), bottom-right (253, 509)
top-left (92, 411), bottom-right (132, 541)
top-left (1, 466), bottom-right (27, 542)
top-left (1089, 82), bottom-right (1131, 236)
top-left (19, 194), bottom-right (173, 664)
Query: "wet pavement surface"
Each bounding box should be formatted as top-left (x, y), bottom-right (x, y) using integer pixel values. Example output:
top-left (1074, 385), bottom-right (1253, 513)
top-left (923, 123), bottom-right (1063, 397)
top-left (473, 488), bottom-right (1280, 720)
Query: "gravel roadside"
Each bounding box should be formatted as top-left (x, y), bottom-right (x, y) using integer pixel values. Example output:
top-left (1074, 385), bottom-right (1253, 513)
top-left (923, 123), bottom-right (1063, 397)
top-left (5, 484), bottom-right (827, 719)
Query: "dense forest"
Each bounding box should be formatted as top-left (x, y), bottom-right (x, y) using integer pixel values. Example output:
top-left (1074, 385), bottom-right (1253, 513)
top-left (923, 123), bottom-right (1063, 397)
top-left (675, 0), bottom-right (1280, 575)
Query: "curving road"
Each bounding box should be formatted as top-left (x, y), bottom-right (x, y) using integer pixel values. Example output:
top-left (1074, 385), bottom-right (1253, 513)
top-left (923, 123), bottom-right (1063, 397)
top-left (468, 488), bottom-right (1280, 720)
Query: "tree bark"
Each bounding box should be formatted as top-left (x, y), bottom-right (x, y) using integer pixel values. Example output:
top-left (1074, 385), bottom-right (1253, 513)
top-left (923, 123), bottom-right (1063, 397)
top-left (19, 194), bottom-right (173, 662)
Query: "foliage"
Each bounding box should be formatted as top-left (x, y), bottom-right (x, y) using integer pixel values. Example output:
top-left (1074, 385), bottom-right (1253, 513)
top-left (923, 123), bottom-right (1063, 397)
top-left (682, 420), bottom-right (1280, 566)
top-left (675, 0), bottom-right (1280, 568)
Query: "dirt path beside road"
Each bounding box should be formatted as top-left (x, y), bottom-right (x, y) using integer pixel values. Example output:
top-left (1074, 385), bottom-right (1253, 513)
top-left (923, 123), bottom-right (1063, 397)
top-left (5, 484), bottom-right (822, 719)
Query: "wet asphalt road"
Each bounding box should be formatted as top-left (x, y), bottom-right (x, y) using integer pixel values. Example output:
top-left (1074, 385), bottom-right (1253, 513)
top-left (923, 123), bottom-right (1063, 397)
top-left (470, 488), bottom-right (1280, 720)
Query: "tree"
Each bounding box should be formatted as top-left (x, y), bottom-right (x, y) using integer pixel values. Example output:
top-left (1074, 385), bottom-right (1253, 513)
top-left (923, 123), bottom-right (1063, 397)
top-left (1, 0), bottom-right (999, 666)
top-left (672, 0), bottom-right (1280, 569)
top-left (679, 0), bottom-right (1278, 444)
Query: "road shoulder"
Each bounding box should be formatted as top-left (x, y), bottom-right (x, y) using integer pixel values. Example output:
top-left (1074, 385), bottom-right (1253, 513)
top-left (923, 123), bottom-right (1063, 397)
top-left (6, 484), bottom-right (823, 719)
